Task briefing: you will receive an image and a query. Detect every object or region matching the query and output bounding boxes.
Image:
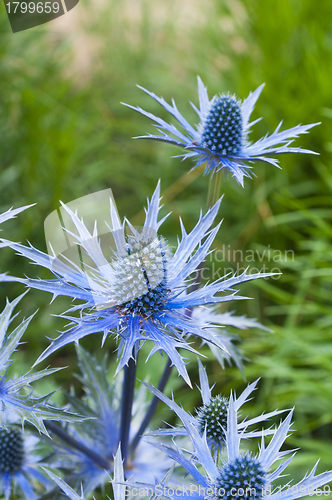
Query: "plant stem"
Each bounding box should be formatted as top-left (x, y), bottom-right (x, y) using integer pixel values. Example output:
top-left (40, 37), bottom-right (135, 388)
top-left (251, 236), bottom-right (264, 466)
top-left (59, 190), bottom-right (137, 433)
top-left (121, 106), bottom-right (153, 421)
top-left (193, 171), bottom-right (223, 287)
top-left (120, 352), bottom-right (137, 463)
top-left (206, 170), bottom-right (223, 210)
top-left (44, 421), bottom-right (110, 469)
top-left (130, 357), bottom-right (172, 452)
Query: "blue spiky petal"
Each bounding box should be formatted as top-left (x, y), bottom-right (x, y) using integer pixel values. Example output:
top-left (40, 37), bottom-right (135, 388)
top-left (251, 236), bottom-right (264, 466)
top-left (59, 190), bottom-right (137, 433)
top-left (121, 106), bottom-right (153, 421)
top-left (0, 205), bottom-right (33, 228)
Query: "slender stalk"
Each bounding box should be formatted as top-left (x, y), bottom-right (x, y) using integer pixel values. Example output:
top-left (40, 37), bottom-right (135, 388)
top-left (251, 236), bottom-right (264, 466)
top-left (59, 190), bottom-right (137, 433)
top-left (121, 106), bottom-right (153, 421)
top-left (130, 171), bottom-right (223, 450)
top-left (120, 353), bottom-right (137, 463)
top-left (206, 170), bottom-right (223, 210)
top-left (44, 421), bottom-right (110, 469)
top-left (130, 357), bottom-right (172, 452)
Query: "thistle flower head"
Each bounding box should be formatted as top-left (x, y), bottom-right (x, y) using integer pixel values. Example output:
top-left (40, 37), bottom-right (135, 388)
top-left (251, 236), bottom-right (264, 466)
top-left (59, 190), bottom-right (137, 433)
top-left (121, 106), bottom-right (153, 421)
top-left (0, 427), bottom-right (24, 474)
top-left (215, 455), bottom-right (266, 500)
top-left (124, 78), bottom-right (319, 186)
top-left (0, 425), bottom-right (50, 500)
top-left (0, 183), bottom-right (273, 385)
top-left (111, 235), bottom-right (169, 317)
top-left (196, 395), bottom-right (229, 445)
top-left (200, 95), bottom-right (243, 156)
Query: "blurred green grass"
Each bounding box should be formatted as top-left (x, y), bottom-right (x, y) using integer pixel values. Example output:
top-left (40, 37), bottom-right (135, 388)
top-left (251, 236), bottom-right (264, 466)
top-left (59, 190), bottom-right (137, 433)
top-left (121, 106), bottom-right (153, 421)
top-left (1, 0), bottom-right (332, 490)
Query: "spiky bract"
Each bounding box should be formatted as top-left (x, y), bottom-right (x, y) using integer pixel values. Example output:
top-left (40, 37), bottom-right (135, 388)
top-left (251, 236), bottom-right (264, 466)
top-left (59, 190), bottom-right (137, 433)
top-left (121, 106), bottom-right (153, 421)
top-left (0, 206), bottom-right (33, 228)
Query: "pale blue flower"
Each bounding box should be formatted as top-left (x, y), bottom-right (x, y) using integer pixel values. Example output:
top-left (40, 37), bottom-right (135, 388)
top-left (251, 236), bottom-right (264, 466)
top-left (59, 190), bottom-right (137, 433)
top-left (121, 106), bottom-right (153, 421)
top-left (0, 183), bottom-right (272, 384)
top-left (0, 294), bottom-right (83, 435)
top-left (124, 78), bottom-right (318, 186)
top-left (149, 362), bottom-right (284, 450)
top-left (142, 382), bottom-right (332, 500)
top-left (0, 426), bottom-right (50, 500)
top-left (46, 346), bottom-right (171, 495)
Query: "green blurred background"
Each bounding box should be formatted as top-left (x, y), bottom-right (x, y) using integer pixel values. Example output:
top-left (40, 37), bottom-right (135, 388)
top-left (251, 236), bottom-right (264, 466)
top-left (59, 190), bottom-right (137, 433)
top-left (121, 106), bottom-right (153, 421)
top-left (1, 0), bottom-right (332, 491)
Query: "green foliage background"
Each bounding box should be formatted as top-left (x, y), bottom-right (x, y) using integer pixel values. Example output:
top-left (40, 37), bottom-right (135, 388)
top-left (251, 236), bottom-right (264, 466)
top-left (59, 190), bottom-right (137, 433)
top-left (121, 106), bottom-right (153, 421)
top-left (0, 0), bottom-right (332, 494)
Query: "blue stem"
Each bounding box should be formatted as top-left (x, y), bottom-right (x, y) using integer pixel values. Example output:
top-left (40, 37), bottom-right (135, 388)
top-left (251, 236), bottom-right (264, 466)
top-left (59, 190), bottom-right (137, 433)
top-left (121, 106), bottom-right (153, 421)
top-left (120, 352), bottom-right (137, 463)
top-left (44, 421), bottom-right (110, 469)
top-left (131, 357), bottom-right (172, 452)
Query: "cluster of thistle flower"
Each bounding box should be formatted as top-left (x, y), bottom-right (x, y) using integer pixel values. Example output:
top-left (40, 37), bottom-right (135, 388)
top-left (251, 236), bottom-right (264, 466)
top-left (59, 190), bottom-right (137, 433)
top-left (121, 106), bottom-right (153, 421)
top-left (0, 78), bottom-right (330, 500)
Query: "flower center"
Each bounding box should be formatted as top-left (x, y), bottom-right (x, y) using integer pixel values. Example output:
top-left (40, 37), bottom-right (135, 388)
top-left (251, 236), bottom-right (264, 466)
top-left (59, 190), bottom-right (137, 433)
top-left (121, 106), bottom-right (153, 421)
top-left (200, 96), bottom-right (242, 156)
top-left (215, 455), bottom-right (265, 500)
top-left (113, 236), bottom-right (169, 317)
top-left (0, 428), bottom-right (24, 474)
top-left (196, 395), bottom-right (229, 445)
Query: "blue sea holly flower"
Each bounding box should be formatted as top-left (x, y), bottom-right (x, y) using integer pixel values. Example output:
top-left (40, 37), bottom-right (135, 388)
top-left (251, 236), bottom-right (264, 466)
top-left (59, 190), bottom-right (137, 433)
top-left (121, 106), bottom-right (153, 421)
top-left (142, 384), bottom-right (332, 500)
top-left (0, 294), bottom-right (83, 435)
top-left (46, 346), bottom-right (172, 495)
top-left (0, 183), bottom-right (273, 384)
top-left (146, 368), bottom-right (286, 452)
top-left (0, 426), bottom-right (50, 500)
top-left (124, 78), bottom-right (318, 186)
